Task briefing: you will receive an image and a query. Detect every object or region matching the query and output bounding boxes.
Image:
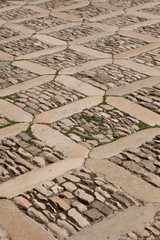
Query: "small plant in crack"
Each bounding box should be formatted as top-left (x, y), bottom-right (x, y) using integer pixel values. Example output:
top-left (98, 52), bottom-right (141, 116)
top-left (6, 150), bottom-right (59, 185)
top-left (25, 124), bottom-right (40, 142)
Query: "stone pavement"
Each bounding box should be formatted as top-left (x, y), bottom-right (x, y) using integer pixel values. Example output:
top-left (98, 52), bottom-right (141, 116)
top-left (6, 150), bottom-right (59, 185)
top-left (0, 0), bottom-right (160, 239)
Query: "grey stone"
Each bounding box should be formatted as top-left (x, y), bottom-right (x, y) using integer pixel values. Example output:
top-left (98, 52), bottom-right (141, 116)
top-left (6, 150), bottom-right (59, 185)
top-left (92, 201), bottom-right (112, 216)
top-left (27, 207), bottom-right (48, 224)
top-left (84, 208), bottom-right (103, 221)
top-left (48, 223), bottom-right (68, 239)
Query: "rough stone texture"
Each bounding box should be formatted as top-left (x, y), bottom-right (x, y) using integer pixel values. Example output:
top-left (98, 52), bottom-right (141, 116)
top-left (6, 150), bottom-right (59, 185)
top-left (68, 208), bottom-right (90, 228)
top-left (1, 0), bottom-right (160, 239)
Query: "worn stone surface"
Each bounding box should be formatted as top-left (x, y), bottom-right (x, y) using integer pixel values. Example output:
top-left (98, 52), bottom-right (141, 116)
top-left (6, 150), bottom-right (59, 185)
top-left (1, 0), bottom-right (160, 239)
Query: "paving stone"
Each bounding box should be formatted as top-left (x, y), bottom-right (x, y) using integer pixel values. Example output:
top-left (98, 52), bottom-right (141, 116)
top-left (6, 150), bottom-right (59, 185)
top-left (68, 208), bottom-right (90, 228)
top-left (72, 201), bottom-right (87, 212)
top-left (74, 189), bottom-right (94, 204)
top-left (48, 223), bottom-right (69, 239)
top-left (84, 208), bottom-right (103, 221)
top-left (49, 196), bottom-right (70, 211)
top-left (14, 196), bottom-right (32, 209)
top-left (27, 207), bottom-right (49, 224)
top-left (62, 182), bottom-right (77, 192)
top-left (91, 201), bottom-right (112, 216)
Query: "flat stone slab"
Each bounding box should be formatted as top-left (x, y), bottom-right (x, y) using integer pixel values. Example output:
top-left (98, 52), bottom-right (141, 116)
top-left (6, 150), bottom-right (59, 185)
top-left (59, 59), bottom-right (111, 75)
top-left (0, 75), bottom-right (54, 97)
top-left (118, 30), bottom-right (160, 43)
top-left (13, 60), bottom-right (56, 75)
top-left (15, 46), bottom-right (66, 60)
top-left (86, 158), bottom-right (160, 203)
top-left (0, 158), bottom-right (84, 198)
top-left (70, 45), bottom-right (111, 59)
top-left (32, 124), bottom-right (89, 158)
top-left (69, 205), bottom-right (157, 240)
top-left (105, 76), bottom-right (160, 96)
top-left (34, 96), bottom-right (102, 124)
top-left (115, 43), bottom-right (160, 59)
top-left (55, 75), bottom-right (104, 96)
top-left (90, 128), bottom-right (160, 159)
top-left (106, 96), bottom-right (160, 126)
top-left (0, 100), bottom-right (33, 122)
top-left (0, 123), bottom-right (29, 140)
top-left (33, 34), bottom-right (67, 46)
top-left (115, 59), bottom-right (160, 76)
top-left (0, 200), bottom-right (54, 240)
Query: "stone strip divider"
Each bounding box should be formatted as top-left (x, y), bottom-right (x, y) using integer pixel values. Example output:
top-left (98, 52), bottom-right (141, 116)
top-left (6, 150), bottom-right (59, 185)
top-left (15, 45), bottom-right (66, 60)
top-left (118, 30), bottom-right (160, 43)
top-left (33, 34), bottom-right (67, 46)
top-left (34, 96), bottom-right (102, 123)
top-left (68, 205), bottom-right (158, 240)
top-left (13, 60), bottom-right (56, 75)
top-left (0, 50), bottom-right (13, 61)
top-left (59, 59), bottom-right (112, 75)
top-left (0, 200), bottom-right (55, 240)
top-left (105, 76), bottom-right (160, 96)
top-left (11, 13), bottom-right (49, 24)
top-left (0, 123), bottom-right (29, 140)
top-left (38, 22), bottom-right (81, 34)
top-left (51, 0), bottom-right (90, 12)
top-left (5, 23), bottom-right (35, 34)
top-left (55, 75), bottom-right (104, 96)
top-left (128, 1), bottom-right (160, 11)
top-left (120, 19), bottom-right (160, 31)
top-left (0, 100), bottom-right (33, 122)
top-left (88, 9), bottom-right (124, 22)
top-left (70, 29), bottom-right (118, 45)
top-left (51, 12), bottom-right (82, 22)
top-left (114, 59), bottom-right (160, 76)
top-left (69, 45), bottom-right (112, 59)
top-left (0, 34), bottom-right (32, 45)
top-left (0, 158), bottom-right (84, 198)
top-left (126, 9), bottom-right (160, 20)
top-left (106, 96), bottom-right (160, 126)
top-left (32, 124), bottom-right (89, 158)
top-left (0, 75), bottom-right (55, 97)
top-left (89, 128), bottom-right (160, 159)
top-left (0, 5), bottom-right (20, 13)
top-left (86, 158), bottom-right (160, 203)
top-left (115, 42), bottom-right (160, 59)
